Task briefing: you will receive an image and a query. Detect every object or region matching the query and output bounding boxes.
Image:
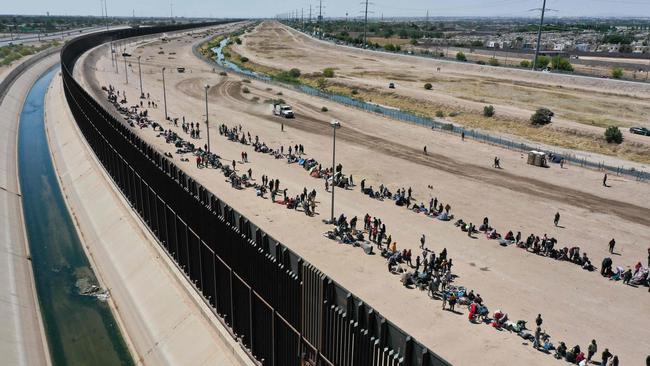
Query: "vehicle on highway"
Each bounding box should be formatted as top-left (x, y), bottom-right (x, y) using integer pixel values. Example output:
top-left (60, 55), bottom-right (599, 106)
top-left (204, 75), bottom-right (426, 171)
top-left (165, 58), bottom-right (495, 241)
top-left (629, 127), bottom-right (650, 136)
top-left (122, 52), bottom-right (131, 57)
top-left (273, 103), bottom-right (294, 118)
top-left (177, 67), bottom-right (185, 73)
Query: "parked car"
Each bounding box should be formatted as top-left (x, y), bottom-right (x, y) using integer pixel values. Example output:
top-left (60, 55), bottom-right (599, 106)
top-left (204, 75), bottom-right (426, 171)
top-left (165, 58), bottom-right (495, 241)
top-left (388, 82), bottom-right (395, 89)
top-left (629, 127), bottom-right (650, 136)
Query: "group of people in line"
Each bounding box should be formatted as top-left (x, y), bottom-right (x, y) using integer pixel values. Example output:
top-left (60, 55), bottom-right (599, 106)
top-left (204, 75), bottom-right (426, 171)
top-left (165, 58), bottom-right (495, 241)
top-left (104, 84), bottom-right (632, 365)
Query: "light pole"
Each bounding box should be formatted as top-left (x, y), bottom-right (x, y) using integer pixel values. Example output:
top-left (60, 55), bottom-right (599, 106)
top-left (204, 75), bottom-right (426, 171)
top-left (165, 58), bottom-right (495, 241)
top-left (138, 56), bottom-right (144, 98)
top-left (329, 119), bottom-right (341, 222)
top-left (204, 84), bottom-right (211, 153)
top-left (123, 56), bottom-right (128, 84)
top-left (162, 67), bottom-right (168, 120)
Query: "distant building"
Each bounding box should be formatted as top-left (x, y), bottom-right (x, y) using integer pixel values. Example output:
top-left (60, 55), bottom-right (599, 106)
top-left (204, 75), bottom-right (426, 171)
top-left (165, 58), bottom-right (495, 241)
top-left (574, 43), bottom-right (590, 52)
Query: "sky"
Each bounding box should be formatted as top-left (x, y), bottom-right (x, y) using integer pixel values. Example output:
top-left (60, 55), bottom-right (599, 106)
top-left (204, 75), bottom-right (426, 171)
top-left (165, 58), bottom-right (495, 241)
top-left (4, 0), bottom-right (650, 19)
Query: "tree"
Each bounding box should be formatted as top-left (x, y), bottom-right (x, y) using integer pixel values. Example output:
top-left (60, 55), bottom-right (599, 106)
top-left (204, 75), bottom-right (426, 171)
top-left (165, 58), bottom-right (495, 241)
top-left (530, 108), bottom-right (554, 125)
top-left (384, 43), bottom-right (396, 51)
top-left (551, 56), bottom-right (574, 72)
top-left (483, 105), bottom-right (495, 117)
top-left (604, 126), bottom-right (623, 144)
top-left (456, 51), bottom-right (467, 61)
top-left (288, 68), bottom-right (301, 78)
top-left (520, 60), bottom-right (531, 68)
top-left (611, 67), bottom-right (624, 79)
top-left (234, 37), bottom-right (242, 45)
top-left (424, 83), bottom-right (432, 90)
top-left (410, 39), bottom-right (418, 46)
top-left (535, 55), bottom-right (550, 69)
top-left (323, 68), bottom-right (335, 78)
top-left (488, 57), bottom-right (500, 66)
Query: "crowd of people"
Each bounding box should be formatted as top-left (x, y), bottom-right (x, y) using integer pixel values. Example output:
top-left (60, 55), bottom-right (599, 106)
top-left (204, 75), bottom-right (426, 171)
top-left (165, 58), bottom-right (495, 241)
top-left (101, 84), bottom-right (635, 365)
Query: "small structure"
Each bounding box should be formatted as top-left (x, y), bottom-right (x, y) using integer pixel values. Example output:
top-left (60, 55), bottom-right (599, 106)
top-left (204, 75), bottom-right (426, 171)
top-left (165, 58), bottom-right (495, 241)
top-left (527, 150), bottom-right (548, 168)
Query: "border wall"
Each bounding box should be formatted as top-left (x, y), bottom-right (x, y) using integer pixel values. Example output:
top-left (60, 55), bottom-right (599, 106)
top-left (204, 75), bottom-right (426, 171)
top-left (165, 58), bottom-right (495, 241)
top-left (60, 22), bottom-right (450, 366)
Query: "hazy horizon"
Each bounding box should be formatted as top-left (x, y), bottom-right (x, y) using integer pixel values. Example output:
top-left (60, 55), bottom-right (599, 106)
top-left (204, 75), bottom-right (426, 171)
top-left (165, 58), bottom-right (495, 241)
top-left (3, 0), bottom-right (650, 20)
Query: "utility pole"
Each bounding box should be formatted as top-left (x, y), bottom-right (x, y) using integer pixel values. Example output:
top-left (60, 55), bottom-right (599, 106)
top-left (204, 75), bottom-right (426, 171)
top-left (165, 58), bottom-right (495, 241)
top-left (104, 0), bottom-right (109, 30)
top-left (362, 0), bottom-right (370, 47)
top-left (426, 10), bottom-right (429, 24)
top-left (170, 1), bottom-right (173, 23)
top-left (319, 0), bottom-right (323, 24)
top-left (301, 8), bottom-right (304, 27)
top-left (309, 4), bottom-right (312, 23)
top-left (532, 0), bottom-right (547, 71)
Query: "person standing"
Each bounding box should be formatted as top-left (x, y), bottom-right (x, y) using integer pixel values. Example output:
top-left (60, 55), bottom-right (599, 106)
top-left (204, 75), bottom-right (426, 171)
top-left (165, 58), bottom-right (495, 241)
top-left (535, 314), bottom-right (543, 327)
top-left (601, 348), bottom-right (612, 366)
top-left (420, 234), bottom-right (426, 249)
top-left (587, 340), bottom-right (598, 363)
top-left (423, 145), bottom-right (427, 155)
top-left (603, 173), bottom-right (608, 187)
top-left (554, 212), bottom-right (560, 226)
top-left (609, 238), bottom-right (616, 254)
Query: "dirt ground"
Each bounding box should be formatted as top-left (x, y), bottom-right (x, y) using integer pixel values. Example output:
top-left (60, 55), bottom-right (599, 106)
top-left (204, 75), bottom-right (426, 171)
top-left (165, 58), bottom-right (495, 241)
top-left (232, 22), bottom-right (650, 164)
top-left (77, 24), bottom-right (650, 365)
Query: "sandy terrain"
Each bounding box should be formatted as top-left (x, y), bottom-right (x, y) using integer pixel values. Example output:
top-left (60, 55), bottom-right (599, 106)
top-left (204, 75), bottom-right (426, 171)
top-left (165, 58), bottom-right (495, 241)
top-left (78, 26), bottom-right (650, 365)
top-left (232, 22), bottom-right (650, 163)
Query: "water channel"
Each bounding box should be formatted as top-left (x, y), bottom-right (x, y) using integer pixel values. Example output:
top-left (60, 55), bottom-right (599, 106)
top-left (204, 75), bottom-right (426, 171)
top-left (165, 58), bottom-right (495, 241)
top-left (18, 67), bottom-right (133, 365)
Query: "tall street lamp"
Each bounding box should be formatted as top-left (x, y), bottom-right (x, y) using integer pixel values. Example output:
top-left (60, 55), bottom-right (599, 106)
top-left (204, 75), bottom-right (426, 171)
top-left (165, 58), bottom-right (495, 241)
top-left (204, 84), bottom-right (211, 153)
top-left (123, 55), bottom-right (128, 84)
top-left (161, 67), bottom-right (168, 120)
top-left (138, 55), bottom-right (144, 98)
top-left (330, 119), bottom-right (341, 222)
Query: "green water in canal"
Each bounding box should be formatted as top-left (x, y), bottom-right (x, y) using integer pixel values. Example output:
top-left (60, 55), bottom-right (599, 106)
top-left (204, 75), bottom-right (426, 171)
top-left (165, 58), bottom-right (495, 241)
top-left (18, 67), bottom-right (134, 366)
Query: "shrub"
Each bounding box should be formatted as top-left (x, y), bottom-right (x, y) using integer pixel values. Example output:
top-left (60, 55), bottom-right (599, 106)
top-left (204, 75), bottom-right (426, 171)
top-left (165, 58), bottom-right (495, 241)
top-left (219, 71), bottom-right (227, 76)
top-left (276, 91), bottom-right (283, 96)
top-left (611, 67), bottom-right (624, 79)
top-left (239, 56), bottom-right (249, 63)
top-left (251, 96), bottom-right (260, 102)
top-left (449, 111), bottom-right (460, 117)
top-left (289, 68), bottom-right (301, 78)
top-left (351, 89), bottom-right (359, 95)
top-left (476, 60), bottom-right (486, 65)
top-left (604, 126), bottom-right (623, 144)
top-left (266, 87), bottom-right (273, 91)
top-left (234, 37), bottom-right (242, 45)
top-left (530, 108), bottom-right (554, 125)
top-left (384, 44), bottom-right (396, 52)
top-left (321, 106), bottom-right (329, 112)
top-left (242, 79), bottom-right (251, 83)
top-left (323, 68), bottom-right (335, 78)
top-left (456, 52), bottom-right (467, 61)
top-left (535, 55), bottom-right (550, 69)
top-left (520, 60), bottom-right (531, 68)
top-left (410, 39), bottom-right (418, 46)
top-left (424, 83), bottom-right (432, 90)
top-left (242, 87), bottom-right (250, 93)
top-left (483, 105), bottom-right (495, 117)
top-left (488, 58), bottom-right (500, 66)
top-left (551, 56), bottom-right (574, 72)
top-left (435, 110), bottom-right (445, 118)
top-left (316, 77), bottom-right (328, 89)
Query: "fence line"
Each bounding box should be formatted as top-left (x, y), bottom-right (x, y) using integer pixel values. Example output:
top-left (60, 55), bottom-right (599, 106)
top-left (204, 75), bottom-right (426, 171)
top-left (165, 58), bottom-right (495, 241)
top-left (200, 33), bottom-right (648, 183)
top-left (63, 22), bottom-right (450, 366)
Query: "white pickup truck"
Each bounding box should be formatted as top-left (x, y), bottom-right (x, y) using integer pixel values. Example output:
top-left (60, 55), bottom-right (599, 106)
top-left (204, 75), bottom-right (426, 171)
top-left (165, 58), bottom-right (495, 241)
top-left (273, 103), bottom-right (294, 118)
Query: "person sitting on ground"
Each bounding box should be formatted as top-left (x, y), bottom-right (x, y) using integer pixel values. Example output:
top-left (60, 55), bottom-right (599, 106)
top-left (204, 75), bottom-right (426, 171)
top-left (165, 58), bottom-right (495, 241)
top-left (504, 231), bottom-right (515, 241)
top-left (487, 229), bottom-right (499, 239)
top-left (554, 342), bottom-right (567, 359)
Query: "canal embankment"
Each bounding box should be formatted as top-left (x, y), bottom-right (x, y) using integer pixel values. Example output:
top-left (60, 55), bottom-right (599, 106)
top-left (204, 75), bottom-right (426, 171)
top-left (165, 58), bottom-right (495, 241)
top-left (45, 62), bottom-right (254, 365)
